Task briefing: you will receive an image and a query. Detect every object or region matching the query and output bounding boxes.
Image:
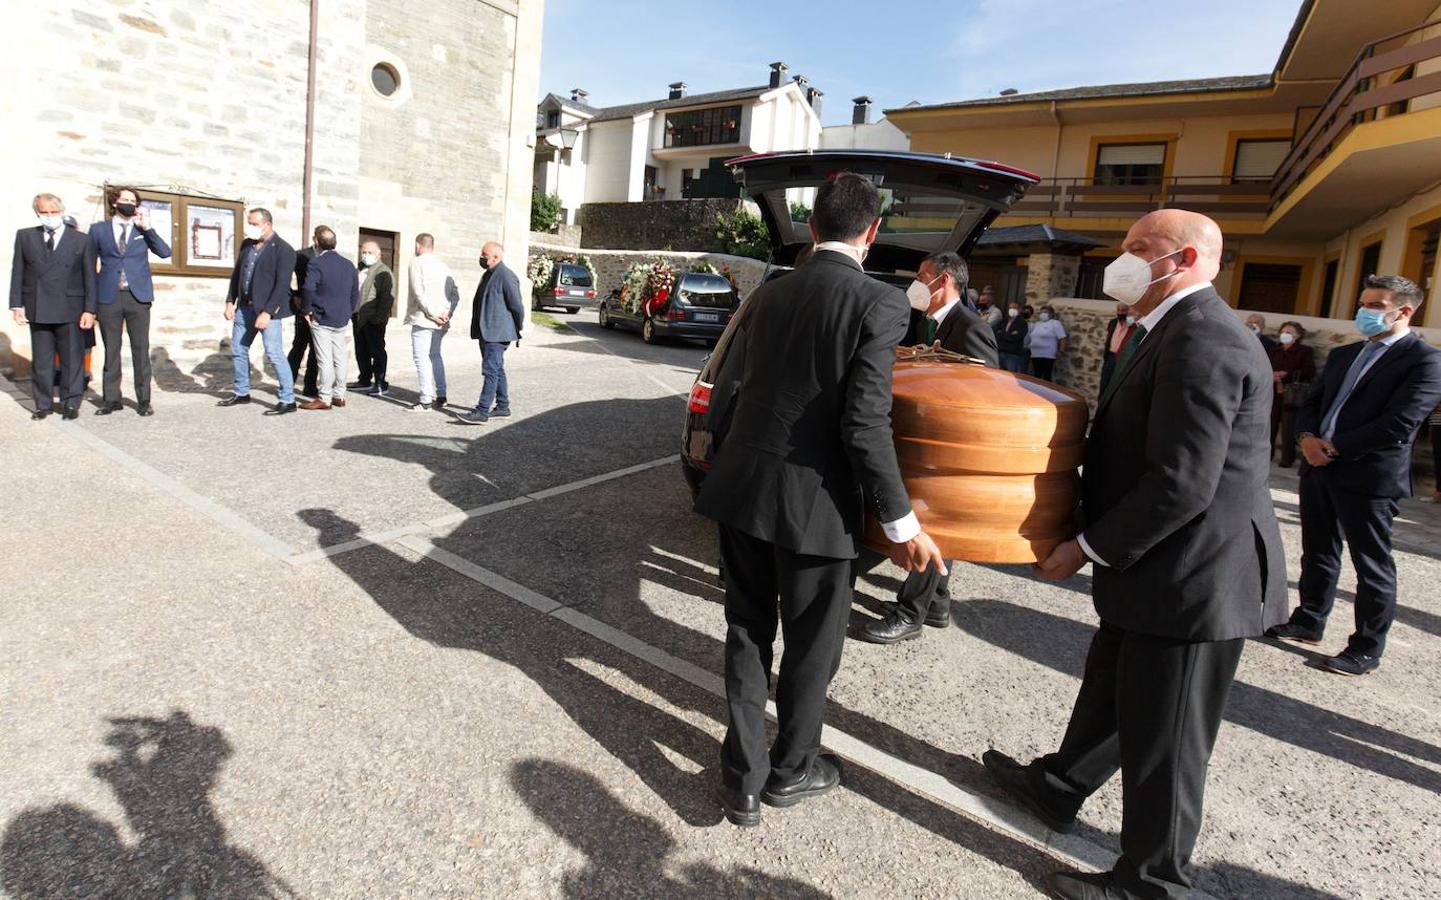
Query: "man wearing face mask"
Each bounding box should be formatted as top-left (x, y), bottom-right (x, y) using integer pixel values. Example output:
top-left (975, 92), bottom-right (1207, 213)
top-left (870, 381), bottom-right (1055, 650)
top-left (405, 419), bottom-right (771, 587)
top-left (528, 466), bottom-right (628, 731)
top-left (696, 173), bottom-right (947, 827)
top-left (10, 192), bottom-right (97, 420)
top-left (982, 210), bottom-right (1286, 900)
top-left (1267, 275), bottom-right (1441, 676)
top-left (221, 208), bottom-right (298, 414)
top-left (350, 240), bottom-right (394, 396)
top-left (1244, 313), bottom-right (1277, 354)
top-left (90, 186), bottom-right (170, 417)
top-left (1098, 302), bottom-right (1136, 397)
top-left (994, 301), bottom-right (1028, 373)
top-left (856, 252), bottom-right (996, 645)
top-left (459, 241), bottom-right (525, 425)
top-left (287, 234), bottom-right (321, 401)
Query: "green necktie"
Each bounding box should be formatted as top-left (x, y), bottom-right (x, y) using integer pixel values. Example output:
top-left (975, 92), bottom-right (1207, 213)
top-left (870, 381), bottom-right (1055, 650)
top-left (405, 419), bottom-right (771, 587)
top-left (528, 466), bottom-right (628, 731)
top-left (1101, 324), bottom-right (1148, 404)
top-left (925, 318), bottom-right (938, 344)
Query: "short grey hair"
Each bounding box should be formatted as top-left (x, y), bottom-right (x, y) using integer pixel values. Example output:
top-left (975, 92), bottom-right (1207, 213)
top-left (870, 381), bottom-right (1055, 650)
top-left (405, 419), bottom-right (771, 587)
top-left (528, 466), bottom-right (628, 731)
top-left (248, 207), bottom-right (273, 224)
top-left (1365, 274), bottom-right (1424, 309)
top-left (921, 251), bottom-right (969, 289)
top-left (32, 193), bottom-right (64, 213)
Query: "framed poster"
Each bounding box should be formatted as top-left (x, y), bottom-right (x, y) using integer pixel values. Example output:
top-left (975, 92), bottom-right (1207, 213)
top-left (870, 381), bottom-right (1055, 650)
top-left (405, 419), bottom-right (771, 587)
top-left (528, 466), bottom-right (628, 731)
top-left (186, 204), bottom-right (237, 269)
top-left (139, 198), bottom-right (175, 270)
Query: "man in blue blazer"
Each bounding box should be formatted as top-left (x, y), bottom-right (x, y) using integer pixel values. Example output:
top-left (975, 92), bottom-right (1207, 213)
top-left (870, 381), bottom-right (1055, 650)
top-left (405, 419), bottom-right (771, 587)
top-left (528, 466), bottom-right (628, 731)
top-left (220, 208), bottom-right (298, 414)
top-left (89, 186), bottom-right (171, 417)
top-left (296, 226), bottom-right (360, 410)
top-left (1268, 274), bottom-right (1441, 675)
top-left (458, 241), bottom-right (524, 424)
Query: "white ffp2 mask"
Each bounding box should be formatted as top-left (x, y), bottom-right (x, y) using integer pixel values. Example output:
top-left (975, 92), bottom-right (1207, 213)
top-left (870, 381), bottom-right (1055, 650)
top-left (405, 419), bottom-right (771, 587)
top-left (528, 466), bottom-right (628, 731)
top-left (1103, 249), bottom-right (1182, 305)
top-left (905, 279), bottom-right (934, 312)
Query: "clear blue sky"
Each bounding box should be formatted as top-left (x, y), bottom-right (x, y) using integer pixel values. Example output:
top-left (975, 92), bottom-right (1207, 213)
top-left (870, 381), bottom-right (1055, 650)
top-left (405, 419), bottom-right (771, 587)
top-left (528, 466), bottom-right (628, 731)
top-left (539, 0), bottom-right (1304, 126)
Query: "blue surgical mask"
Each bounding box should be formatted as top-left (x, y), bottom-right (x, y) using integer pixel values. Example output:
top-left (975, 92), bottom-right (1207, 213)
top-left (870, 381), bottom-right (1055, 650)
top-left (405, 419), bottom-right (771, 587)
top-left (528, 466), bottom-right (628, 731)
top-left (1355, 307), bottom-right (1395, 338)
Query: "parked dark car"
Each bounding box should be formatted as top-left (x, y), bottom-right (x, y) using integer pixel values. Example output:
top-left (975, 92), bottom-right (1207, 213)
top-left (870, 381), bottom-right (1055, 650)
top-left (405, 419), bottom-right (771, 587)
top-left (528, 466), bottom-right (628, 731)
top-left (533, 262), bottom-right (598, 313)
top-left (598, 271), bottom-right (740, 345)
top-left (680, 149), bottom-right (1039, 497)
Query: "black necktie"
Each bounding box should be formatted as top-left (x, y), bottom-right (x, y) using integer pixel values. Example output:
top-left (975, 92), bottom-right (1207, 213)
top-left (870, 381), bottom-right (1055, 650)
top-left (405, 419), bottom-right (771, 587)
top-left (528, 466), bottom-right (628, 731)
top-left (45, 229), bottom-right (57, 253)
top-left (119, 224), bottom-right (129, 250)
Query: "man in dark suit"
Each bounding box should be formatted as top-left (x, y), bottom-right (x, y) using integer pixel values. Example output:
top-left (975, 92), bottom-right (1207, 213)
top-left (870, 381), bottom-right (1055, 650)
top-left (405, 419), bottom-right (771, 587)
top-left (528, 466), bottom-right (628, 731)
top-left (695, 173), bottom-right (947, 827)
top-left (983, 210), bottom-right (1286, 899)
top-left (89, 186), bottom-right (171, 417)
top-left (10, 192), bottom-right (97, 420)
top-left (1097, 302), bottom-right (1135, 397)
top-left (220, 208), bottom-right (298, 414)
top-left (287, 240), bottom-right (320, 399)
top-left (857, 249), bottom-right (996, 644)
top-left (1267, 274), bottom-right (1441, 676)
top-left (458, 241), bottom-right (525, 425)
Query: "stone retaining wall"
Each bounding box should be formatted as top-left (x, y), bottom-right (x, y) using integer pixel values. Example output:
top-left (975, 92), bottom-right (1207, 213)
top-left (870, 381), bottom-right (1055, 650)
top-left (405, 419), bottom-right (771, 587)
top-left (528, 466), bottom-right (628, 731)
top-left (576, 199), bottom-right (742, 253)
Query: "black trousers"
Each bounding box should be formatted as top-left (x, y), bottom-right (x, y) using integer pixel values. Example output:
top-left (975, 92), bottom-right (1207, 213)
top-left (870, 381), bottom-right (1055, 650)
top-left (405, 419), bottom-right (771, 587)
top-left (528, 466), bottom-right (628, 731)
top-left (719, 524), bottom-right (854, 795)
top-left (1098, 352), bottom-right (1118, 398)
top-left (1035, 623), bottom-right (1244, 898)
top-left (1292, 468), bottom-right (1399, 657)
top-left (30, 321), bottom-right (84, 412)
top-left (287, 314), bottom-right (319, 396)
top-left (895, 563), bottom-right (952, 624)
top-left (1270, 400), bottom-right (1301, 467)
top-left (353, 321), bottom-right (388, 386)
top-left (98, 290), bottom-right (152, 405)
top-left (1031, 356), bottom-right (1056, 381)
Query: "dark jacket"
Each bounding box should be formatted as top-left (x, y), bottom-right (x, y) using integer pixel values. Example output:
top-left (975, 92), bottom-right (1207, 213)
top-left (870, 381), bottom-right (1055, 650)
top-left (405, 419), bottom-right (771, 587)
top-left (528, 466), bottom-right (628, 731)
top-left (355, 262), bottom-right (394, 327)
top-left (1266, 341), bottom-right (1316, 384)
top-left (936, 302), bottom-right (999, 367)
top-left (994, 313), bottom-right (1027, 355)
top-left (1102, 315), bottom-right (1136, 360)
top-left (694, 250), bottom-right (913, 560)
top-left (1082, 286), bottom-right (1287, 642)
top-left (1296, 332), bottom-right (1441, 498)
top-left (290, 246), bottom-right (315, 315)
top-left (226, 234), bottom-right (297, 318)
top-left (470, 261), bottom-right (525, 343)
top-left (300, 250), bottom-right (361, 327)
top-left (88, 219), bottom-right (171, 304)
top-left (9, 226), bottom-right (97, 324)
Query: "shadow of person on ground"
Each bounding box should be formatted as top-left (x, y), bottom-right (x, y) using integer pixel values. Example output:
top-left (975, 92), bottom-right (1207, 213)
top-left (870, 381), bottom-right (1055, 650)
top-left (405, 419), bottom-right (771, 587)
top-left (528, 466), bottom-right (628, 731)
top-left (0, 710), bottom-right (295, 899)
top-left (511, 758), bottom-right (829, 898)
top-left (956, 598), bottom-right (1441, 795)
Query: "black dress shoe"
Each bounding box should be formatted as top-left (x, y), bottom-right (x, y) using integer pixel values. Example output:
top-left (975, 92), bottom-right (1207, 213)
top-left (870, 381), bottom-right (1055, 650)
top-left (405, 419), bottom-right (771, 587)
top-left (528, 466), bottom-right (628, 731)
top-left (1265, 622), bottom-right (1323, 645)
top-left (981, 749), bottom-right (1077, 834)
top-left (95, 402), bottom-right (122, 416)
top-left (490, 407), bottom-right (512, 418)
top-left (434, 395), bottom-right (447, 408)
top-left (1318, 648), bottom-right (1380, 676)
top-left (217, 394), bottom-right (252, 407)
top-left (1045, 870), bottom-right (1130, 900)
top-left (924, 603), bottom-right (952, 628)
top-left (715, 784), bottom-right (760, 828)
top-left (31, 409), bottom-right (52, 420)
top-left (761, 753), bottom-right (841, 808)
top-left (61, 407), bottom-right (80, 420)
top-left (137, 403), bottom-right (153, 417)
top-left (855, 609), bottom-right (923, 644)
top-left (265, 402), bottom-right (298, 416)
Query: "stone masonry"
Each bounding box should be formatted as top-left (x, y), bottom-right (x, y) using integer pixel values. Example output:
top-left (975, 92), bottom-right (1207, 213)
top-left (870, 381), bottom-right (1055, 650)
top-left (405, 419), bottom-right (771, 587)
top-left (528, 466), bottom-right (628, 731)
top-left (577, 199), bottom-right (744, 253)
top-left (1024, 253), bottom-right (1081, 304)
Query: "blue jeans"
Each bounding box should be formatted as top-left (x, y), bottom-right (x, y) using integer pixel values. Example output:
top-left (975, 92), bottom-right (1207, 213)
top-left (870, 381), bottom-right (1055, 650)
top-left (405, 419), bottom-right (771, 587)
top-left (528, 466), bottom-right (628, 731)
top-left (232, 306), bottom-right (295, 403)
top-left (475, 340), bottom-right (510, 413)
top-left (410, 326), bottom-right (447, 403)
top-left (999, 352), bottom-right (1027, 373)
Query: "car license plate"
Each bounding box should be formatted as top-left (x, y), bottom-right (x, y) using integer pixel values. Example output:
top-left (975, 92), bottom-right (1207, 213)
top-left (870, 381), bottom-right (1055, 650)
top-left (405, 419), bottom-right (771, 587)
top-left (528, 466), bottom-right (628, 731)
top-left (695, 312), bottom-right (718, 323)
top-left (568, 290), bottom-right (586, 297)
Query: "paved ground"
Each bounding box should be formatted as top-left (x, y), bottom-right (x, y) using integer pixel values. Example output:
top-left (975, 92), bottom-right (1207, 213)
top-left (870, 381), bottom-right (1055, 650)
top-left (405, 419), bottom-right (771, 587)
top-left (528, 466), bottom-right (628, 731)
top-left (3, 310), bottom-right (1440, 899)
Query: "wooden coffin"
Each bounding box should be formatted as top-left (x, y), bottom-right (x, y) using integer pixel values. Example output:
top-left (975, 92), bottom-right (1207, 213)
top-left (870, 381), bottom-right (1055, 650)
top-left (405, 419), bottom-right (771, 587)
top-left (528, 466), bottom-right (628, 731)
top-left (864, 348), bottom-right (1090, 564)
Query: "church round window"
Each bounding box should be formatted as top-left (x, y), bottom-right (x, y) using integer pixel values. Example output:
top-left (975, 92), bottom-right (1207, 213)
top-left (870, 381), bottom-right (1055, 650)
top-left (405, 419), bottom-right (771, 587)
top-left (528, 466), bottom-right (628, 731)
top-left (371, 63), bottom-right (400, 97)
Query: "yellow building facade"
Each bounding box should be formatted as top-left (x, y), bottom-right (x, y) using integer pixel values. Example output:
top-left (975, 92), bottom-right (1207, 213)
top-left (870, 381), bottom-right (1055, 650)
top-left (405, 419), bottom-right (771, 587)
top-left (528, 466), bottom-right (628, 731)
top-left (887, 0), bottom-right (1441, 325)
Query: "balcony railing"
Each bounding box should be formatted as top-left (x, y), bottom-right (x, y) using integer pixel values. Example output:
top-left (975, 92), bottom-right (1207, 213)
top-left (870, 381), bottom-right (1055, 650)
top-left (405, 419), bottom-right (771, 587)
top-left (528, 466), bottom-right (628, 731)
top-left (1007, 176), bottom-right (1272, 220)
top-left (1271, 21), bottom-right (1441, 203)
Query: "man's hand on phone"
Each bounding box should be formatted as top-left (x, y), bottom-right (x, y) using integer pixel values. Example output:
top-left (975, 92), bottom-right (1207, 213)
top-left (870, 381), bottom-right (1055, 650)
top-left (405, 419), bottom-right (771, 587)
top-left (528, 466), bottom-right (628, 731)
top-left (890, 531), bottom-right (948, 576)
top-left (135, 208), bottom-right (148, 230)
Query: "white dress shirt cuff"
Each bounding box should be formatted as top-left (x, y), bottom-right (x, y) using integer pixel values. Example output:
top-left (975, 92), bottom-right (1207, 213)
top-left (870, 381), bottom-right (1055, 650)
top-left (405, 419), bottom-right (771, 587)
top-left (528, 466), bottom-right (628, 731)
top-left (882, 512), bottom-right (921, 544)
top-left (1076, 533), bottom-right (1108, 567)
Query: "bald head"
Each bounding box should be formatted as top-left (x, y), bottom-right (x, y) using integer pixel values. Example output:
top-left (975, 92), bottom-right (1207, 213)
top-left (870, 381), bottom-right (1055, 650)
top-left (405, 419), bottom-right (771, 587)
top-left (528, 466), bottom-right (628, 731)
top-left (360, 240), bottom-right (380, 255)
top-left (480, 241), bottom-right (503, 270)
top-left (1120, 209), bottom-right (1223, 314)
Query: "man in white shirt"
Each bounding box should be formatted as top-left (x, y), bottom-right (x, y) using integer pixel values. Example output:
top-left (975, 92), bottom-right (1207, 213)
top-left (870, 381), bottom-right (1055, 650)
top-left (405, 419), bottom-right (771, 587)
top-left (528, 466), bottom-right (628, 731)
top-left (406, 233), bottom-right (454, 410)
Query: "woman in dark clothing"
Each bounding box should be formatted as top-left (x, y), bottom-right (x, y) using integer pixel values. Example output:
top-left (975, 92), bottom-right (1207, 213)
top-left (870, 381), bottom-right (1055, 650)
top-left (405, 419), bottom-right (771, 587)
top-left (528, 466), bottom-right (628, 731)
top-left (995, 301), bottom-right (1029, 373)
top-left (1268, 320), bottom-right (1316, 467)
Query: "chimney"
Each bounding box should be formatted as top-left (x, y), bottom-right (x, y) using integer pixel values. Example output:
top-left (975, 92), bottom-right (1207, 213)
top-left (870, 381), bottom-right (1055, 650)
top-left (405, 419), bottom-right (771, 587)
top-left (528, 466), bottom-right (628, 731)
top-left (768, 61), bottom-right (789, 89)
top-left (806, 86), bottom-right (823, 118)
top-left (668, 81), bottom-right (688, 100)
top-left (570, 88), bottom-right (589, 104)
top-left (999, 88), bottom-right (1019, 97)
top-left (792, 73), bottom-right (808, 92)
top-left (851, 96), bottom-right (872, 125)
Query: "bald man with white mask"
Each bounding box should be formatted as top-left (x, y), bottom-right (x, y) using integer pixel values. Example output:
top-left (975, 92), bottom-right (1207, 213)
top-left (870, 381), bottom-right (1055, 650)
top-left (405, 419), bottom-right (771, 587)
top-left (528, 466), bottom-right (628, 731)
top-left (981, 210), bottom-right (1287, 900)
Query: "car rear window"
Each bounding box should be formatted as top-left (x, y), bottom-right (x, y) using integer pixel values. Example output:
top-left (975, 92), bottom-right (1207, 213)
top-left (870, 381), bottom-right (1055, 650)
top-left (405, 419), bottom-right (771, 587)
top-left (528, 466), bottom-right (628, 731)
top-left (558, 265), bottom-right (592, 287)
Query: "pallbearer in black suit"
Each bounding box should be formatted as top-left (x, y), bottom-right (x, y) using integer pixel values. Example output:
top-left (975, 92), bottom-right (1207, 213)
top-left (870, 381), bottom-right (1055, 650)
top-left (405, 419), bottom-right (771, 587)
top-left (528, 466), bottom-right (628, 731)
top-left (695, 174), bottom-right (947, 827)
top-left (983, 210), bottom-right (1286, 900)
top-left (90, 186), bottom-right (171, 417)
top-left (1268, 274), bottom-right (1441, 676)
top-left (9, 192), bottom-right (97, 420)
top-left (856, 250), bottom-right (997, 645)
